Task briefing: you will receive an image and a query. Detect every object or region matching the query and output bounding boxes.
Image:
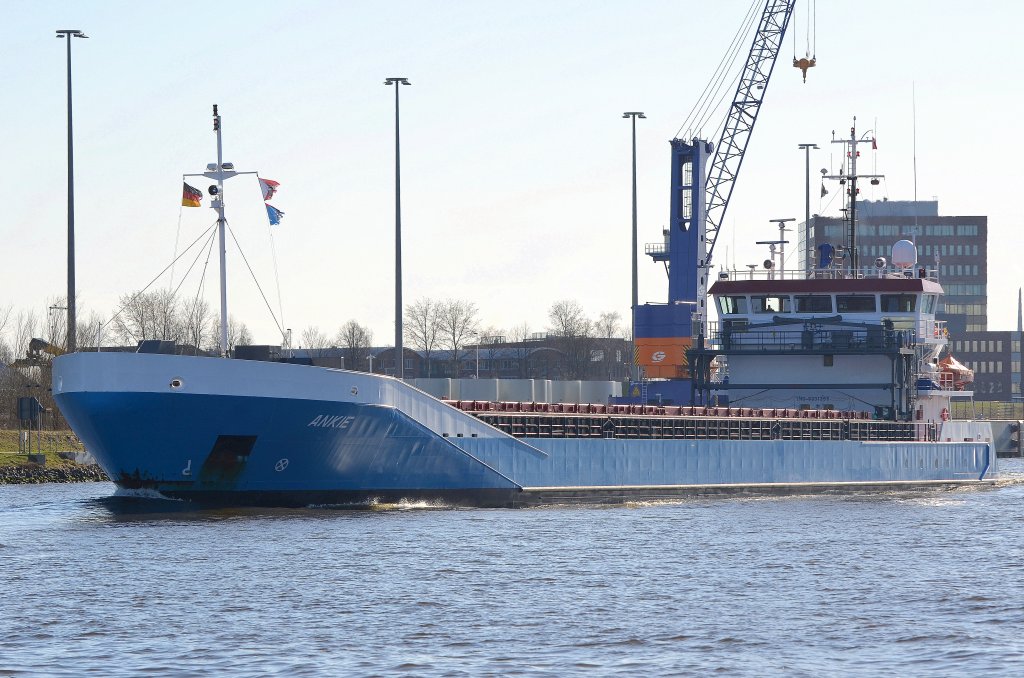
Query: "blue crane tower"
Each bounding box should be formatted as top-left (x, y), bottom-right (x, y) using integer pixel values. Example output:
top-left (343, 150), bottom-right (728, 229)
top-left (633, 0), bottom-right (796, 400)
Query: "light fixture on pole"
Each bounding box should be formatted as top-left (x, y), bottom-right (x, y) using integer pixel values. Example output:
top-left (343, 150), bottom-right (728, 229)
top-left (56, 28), bottom-right (88, 353)
top-left (385, 77), bottom-right (411, 380)
top-left (623, 112), bottom-right (645, 336)
top-left (798, 143), bottom-right (818, 271)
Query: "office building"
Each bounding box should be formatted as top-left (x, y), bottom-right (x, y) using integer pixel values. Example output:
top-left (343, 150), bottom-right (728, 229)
top-left (798, 200), bottom-right (987, 334)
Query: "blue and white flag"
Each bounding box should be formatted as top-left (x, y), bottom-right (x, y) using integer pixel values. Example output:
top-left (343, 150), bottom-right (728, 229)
top-left (266, 203), bottom-right (284, 225)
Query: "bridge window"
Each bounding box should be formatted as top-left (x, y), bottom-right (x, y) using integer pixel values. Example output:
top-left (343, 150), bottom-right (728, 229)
top-left (751, 295), bottom-right (790, 313)
top-left (836, 295), bottom-right (876, 313)
top-left (923, 294), bottom-right (938, 314)
top-left (795, 295), bottom-right (832, 313)
top-left (880, 294), bottom-right (916, 312)
top-left (718, 296), bottom-right (748, 314)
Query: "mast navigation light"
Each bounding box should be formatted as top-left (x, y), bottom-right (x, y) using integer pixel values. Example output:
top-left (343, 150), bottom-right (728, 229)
top-left (221, 162), bottom-right (234, 170)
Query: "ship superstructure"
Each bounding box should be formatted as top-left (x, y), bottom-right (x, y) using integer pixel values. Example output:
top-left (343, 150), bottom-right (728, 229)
top-left (691, 258), bottom-right (965, 424)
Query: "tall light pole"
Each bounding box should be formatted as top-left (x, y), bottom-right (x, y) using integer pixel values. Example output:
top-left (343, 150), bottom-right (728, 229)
top-left (798, 143), bottom-right (818, 271)
top-left (623, 112), bottom-right (645, 333)
top-left (385, 77), bottom-right (411, 379)
top-left (56, 29), bottom-right (88, 352)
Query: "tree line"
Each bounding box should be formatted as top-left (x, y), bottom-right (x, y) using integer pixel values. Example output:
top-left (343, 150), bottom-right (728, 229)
top-left (0, 293), bottom-right (628, 426)
top-left (399, 297), bottom-right (624, 380)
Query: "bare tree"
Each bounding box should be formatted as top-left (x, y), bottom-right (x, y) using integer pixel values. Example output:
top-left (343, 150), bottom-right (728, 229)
top-left (209, 316), bottom-right (252, 356)
top-left (180, 298), bottom-right (214, 353)
top-left (0, 304), bottom-right (12, 364)
top-left (112, 289), bottom-right (181, 345)
top-left (238, 323), bottom-right (253, 348)
top-left (78, 310), bottom-right (104, 350)
top-left (337, 320), bottom-right (373, 372)
top-left (12, 310), bottom-right (38, 361)
top-left (44, 296), bottom-right (69, 351)
top-left (595, 311), bottom-right (623, 339)
top-left (438, 298), bottom-right (479, 377)
top-left (300, 326), bottom-right (331, 358)
top-left (547, 299), bottom-right (595, 379)
top-left (0, 304), bottom-right (11, 339)
top-left (404, 297), bottom-right (441, 377)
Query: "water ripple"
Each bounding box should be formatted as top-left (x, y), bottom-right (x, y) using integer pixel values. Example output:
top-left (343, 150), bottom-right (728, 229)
top-left (1, 459), bottom-right (1023, 675)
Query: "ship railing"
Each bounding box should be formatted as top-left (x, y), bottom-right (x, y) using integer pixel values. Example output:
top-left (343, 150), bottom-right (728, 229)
top-left (462, 408), bottom-right (939, 443)
top-left (702, 326), bottom-right (913, 353)
top-left (716, 266), bottom-right (939, 282)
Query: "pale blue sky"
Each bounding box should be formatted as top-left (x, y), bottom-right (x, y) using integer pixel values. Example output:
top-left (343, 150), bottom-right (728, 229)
top-left (2, 0), bottom-right (1021, 347)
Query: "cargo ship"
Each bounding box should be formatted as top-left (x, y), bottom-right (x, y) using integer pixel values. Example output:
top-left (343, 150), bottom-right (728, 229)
top-left (53, 236), bottom-right (997, 507)
top-left (51, 98), bottom-right (997, 507)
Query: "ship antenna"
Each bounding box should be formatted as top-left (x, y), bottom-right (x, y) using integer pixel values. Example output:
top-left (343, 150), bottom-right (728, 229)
top-left (212, 104), bottom-right (229, 356)
top-left (912, 82), bottom-right (919, 245)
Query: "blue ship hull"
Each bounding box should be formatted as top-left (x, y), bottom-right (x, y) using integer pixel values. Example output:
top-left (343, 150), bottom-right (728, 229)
top-left (52, 353), bottom-right (996, 507)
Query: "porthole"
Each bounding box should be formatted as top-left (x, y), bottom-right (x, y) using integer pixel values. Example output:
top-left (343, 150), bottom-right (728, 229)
top-left (170, 377), bottom-right (184, 390)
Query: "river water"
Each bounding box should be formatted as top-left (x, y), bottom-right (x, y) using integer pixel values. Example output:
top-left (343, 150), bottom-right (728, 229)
top-left (2, 460), bottom-right (1023, 676)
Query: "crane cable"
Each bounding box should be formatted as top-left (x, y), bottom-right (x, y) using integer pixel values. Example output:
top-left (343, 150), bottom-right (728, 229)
top-left (689, 3), bottom-right (760, 137)
top-left (675, 0), bottom-right (761, 138)
top-left (793, 0), bottom-right (816, 59)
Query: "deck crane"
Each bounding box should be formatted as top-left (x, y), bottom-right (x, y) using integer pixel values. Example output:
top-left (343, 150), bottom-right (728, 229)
top-left (634, 0), bottom-right (797, 391)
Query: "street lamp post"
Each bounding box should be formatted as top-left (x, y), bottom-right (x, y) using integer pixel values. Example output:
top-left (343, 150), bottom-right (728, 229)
top-left (385, 77), bottom-right (411, 380)
top-left (56, 29), bottom-right (88, 353)
top-left (623, 112), bottom-right (645, 335)
top-left (797, 143), bottom-right (818, 271)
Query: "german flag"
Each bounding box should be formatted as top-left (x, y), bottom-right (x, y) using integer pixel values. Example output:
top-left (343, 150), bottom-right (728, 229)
top-left (182, 182), bottom-right (203, 207)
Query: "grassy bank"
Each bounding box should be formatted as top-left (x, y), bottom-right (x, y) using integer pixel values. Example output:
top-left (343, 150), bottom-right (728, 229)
top-left (0, 430), bottom-right (86, 469)
top-left (0, 429), bottom-right (84, 454)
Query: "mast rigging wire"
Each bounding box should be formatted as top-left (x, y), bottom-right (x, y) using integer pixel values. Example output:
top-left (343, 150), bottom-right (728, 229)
top-left (226, 223), bottom-right (285, 336)
top-left (103, 222), bottom-right (219, 333)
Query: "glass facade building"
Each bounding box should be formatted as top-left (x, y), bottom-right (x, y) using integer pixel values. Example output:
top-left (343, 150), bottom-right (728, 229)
top-left (798, 200), bottom-right (987, 334)
top-left (797, 200), bottom-right (1024, 401)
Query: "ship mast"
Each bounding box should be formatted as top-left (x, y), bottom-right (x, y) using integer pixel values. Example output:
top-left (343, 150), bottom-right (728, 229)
top-left (823, 117), bottom-right (881, 273)
top-left (183, 105), bottom-right (259, 357)
top-left (213, 105), bottom-right (228, 355)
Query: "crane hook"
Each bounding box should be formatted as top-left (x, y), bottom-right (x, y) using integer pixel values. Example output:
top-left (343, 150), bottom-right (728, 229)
top-left (793, 56), bottom-right (816, 83)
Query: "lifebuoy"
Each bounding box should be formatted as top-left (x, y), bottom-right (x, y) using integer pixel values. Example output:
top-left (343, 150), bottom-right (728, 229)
top-left (940, 407), bottom-right (950, 422)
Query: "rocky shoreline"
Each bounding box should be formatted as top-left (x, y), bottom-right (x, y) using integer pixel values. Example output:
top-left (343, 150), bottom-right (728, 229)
top-left (0, 464), bottom-right (109, 485)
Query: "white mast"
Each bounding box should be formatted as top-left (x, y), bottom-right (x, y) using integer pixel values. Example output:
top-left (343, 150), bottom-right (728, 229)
top-left (181, 105), bottom-right (261, 357)
top-left (213, 105), bottom-right (228, 356)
